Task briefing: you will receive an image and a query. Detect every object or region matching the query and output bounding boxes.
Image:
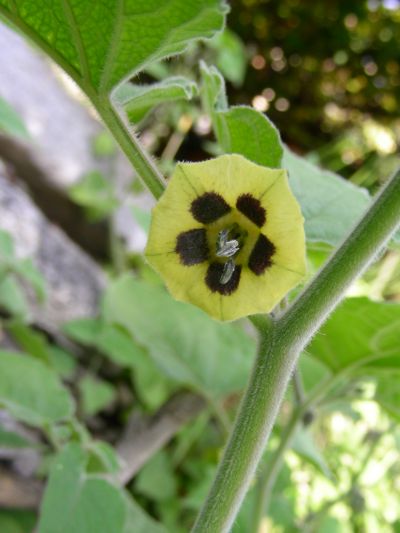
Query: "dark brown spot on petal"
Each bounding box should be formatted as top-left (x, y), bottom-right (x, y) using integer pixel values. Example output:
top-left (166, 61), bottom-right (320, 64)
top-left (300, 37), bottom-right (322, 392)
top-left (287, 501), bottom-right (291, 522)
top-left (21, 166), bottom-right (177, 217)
top-left (191, 192), bottom-right (231, 224)
top-left (205, 262), bottom-right (242, 295)
top-left (236, 194), bottom-right (266, 227)
top-left (176, 229), bottom-right (209, 265)
top-left (248, 234), bottom-right (275, 275)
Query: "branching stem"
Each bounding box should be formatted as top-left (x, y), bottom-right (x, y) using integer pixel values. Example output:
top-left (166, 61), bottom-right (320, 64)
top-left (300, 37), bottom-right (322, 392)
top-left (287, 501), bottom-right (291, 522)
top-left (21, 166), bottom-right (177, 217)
top-left (192, 169), bottom-right (400, 532)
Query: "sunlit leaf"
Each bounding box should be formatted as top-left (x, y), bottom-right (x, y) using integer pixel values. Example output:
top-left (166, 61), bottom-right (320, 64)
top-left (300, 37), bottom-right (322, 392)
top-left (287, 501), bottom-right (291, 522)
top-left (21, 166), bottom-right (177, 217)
top-left (283, 149), bottom-right (370, 246)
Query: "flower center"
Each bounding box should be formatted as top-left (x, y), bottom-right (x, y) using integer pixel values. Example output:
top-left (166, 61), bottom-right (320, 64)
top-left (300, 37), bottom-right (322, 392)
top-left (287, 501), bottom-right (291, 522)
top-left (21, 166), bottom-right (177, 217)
top-left (215, 224), bottom-right (246, 284)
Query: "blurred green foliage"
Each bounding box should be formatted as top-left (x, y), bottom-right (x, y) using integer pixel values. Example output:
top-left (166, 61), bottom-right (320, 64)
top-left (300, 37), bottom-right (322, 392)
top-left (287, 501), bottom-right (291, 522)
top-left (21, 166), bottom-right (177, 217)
top-left (0, 1), bottom-right (400, 532)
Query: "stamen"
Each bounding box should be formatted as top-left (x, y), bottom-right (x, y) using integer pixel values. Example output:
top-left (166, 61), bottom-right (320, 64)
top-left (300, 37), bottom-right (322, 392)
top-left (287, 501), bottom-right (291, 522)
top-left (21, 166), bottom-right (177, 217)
top-left (220, 258), bottom-right (236, 285)
top-left (216, 229), bottom-right (240, 258)
top-left (216, 228), bottom-right (241, 284)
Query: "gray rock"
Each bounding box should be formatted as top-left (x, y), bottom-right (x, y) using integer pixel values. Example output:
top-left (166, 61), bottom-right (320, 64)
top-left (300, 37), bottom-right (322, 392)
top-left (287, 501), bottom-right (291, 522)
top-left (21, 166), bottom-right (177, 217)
top-left (0, 166), bottom-right (105, 328)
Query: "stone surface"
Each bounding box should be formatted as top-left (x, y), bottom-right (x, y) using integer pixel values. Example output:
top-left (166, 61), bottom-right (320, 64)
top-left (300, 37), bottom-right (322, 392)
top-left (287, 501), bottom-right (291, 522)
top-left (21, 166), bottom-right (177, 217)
top-left (0, 166), bottom-right (105, 327)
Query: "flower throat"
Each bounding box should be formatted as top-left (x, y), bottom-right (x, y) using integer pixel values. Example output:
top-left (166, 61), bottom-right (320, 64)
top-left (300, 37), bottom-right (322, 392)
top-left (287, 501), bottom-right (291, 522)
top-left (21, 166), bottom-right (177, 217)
top-left (215, 224), bottom-right (246, 285)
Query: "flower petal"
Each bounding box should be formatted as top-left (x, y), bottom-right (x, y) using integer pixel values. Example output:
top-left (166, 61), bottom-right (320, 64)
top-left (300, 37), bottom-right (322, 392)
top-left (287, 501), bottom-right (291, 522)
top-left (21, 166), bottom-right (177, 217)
top-left (145, 170), bottom-right (202, 256)
top-left (145, 154), bottom-right (306, 321)
top-left (259, 171), bottom-right (306, 276)
top-left (181, 154), bottom-right (283, 209)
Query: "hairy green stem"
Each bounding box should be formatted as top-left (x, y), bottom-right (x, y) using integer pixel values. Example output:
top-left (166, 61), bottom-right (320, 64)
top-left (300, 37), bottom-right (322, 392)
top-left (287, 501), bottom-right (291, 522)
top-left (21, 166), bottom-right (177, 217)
top-left (192, 169), bottom-right (400, 532)
top-left (93, 96), bottom-right (166, 200)
top-left (252, 365), bottom-right (307, 533)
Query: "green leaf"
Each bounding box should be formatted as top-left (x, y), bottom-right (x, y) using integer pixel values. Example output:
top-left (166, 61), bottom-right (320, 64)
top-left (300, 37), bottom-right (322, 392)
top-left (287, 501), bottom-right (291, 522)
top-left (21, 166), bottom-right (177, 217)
top-left (64, 318), bottom-right (147, 367)
top-left (102, 275), bottom-right (256, 397)
top-left (79, 375), bottom-right (115, 417)
top-left (0, 96), bottom-right (29, 139)
top-left (92, 130), bottom-right (117, 157)
top-left (68, 171), bottom-right (118, 221)
top-left (95, 324), bottom-right (146, 367)
top-left (200, 61), bottom-right (228, 116)
top-left (38, 444), bottom-right (125, 533)
top-left (123, 496), bottom-right (167, 533)
top-left (210, 29), bottom-right (247, 87)
top-left (63, 317), bottom-right (171, 407)
top-left (0, 229), bottom-right (14, 261)
top-left (0, 1), bottom-right (227, 96)
top-left (115, 76), bottom-right (198, 123)
top-left (375, 375), bottom-right (400, 422)
top-left (135, 451), bottom-right (177, 502)
top-left (283, 149), bottom-right (371, 246)
top-left (299, 353), bottom-right (331, 395)
top-left (216, 106), bottom-right (284, 168)
top-left (0, 427), bottom-right (32, 449)
top-left (7, 323), bottom-right (76, 378)
top-left (0, 276), bottom-right (29, 318)
top-left (200, 62), bottom-right (283, 168)
top-left (38, 443), bottom-right (165, 533)
top-left (13, 258), bottom-right (47, 302)
top-left (62, 317), bottom-right (101, 345)
top-left (129, 349), bottom-right (173, 410)
top-left (183, 466), bottom-right (217, 511)
top-left (7, 323), bottom-right (51, 363)
top-left (0, 510), bottom-right (36, 533)
top-left (307, 297), bottom-right (400, 373)
top-left (87, 440), bottom-right (121, 475)
top-left (47, 346), bottom-right (77, 379)
top-left (0, 351), bottom-right (74, 427)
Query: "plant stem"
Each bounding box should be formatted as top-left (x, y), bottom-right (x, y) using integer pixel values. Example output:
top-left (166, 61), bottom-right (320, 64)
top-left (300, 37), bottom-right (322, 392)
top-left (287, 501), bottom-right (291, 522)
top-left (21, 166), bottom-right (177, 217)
top-left (192, 169), bottom-right (400, 533)
top-left (92, 96), bottom-right (166, 200)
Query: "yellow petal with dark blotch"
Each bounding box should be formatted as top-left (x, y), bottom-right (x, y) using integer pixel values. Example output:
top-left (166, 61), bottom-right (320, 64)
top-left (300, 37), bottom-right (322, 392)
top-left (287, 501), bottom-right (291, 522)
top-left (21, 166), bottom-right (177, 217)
top-left (148, 252), bottom-right (210, 306)
top-left (259, 171), bottom-right (304, 235)
top-left (265, 225), bottom-right (306, 277)
top-left (181, 154), bottom-right (283, 208)
top-left (145, 154), bottom-right (306, 322)
top-left (216, 266), bottom-right (302, 321)
top-left (145, 168), bottom-right (202, 256)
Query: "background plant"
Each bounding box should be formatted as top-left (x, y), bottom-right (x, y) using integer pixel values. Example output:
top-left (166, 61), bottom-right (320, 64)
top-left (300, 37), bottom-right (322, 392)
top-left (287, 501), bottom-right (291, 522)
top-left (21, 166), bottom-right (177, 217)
top-left (0, 1), bottom-right (399, 532)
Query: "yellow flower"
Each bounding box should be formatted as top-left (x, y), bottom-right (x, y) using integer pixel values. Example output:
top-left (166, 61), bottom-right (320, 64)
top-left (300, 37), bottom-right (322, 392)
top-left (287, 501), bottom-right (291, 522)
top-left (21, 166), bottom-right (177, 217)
top-left (145, 154), bottom-right (306, 321)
